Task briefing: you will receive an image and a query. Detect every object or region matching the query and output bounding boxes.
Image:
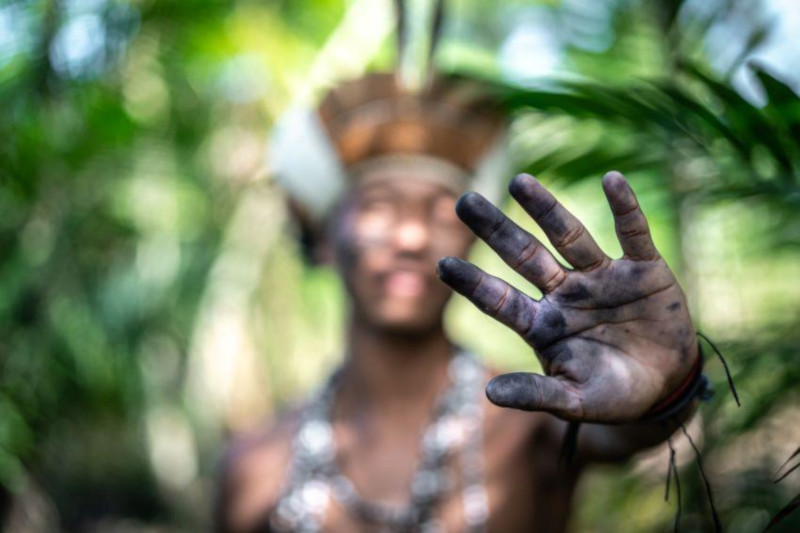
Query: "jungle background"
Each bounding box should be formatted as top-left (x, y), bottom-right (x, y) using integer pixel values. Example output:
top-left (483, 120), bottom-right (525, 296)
top-left (2, 0), bottom-right (800, 531)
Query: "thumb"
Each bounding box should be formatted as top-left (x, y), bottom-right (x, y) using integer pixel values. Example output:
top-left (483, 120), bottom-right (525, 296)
top-left (486, 372), bottom-right (580, 417)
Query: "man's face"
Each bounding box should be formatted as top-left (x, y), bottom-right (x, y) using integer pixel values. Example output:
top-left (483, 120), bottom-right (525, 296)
top-left (331, 168), bottom-right (475, 335)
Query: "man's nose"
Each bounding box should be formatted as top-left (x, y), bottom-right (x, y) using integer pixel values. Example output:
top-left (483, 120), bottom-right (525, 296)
top-left (393, 217), bottom-right (431, 253)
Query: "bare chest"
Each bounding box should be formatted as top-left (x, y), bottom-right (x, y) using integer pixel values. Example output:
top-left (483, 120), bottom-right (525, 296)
top-left (275, 408), bottom-right (576, 533)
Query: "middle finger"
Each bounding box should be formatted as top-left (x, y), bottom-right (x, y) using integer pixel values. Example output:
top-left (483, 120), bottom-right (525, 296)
top-left (509, 174), bottom-right (609, 271)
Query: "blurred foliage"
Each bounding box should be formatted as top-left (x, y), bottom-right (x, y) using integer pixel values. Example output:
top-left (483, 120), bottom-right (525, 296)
top-left (1, 0), bottom-right (799, 531)
top-left (470, 1), bottom-right (800, 531)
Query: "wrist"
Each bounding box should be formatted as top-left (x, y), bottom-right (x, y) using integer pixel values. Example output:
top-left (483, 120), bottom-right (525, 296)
top-left (640, 344), bottom-right (709, 423)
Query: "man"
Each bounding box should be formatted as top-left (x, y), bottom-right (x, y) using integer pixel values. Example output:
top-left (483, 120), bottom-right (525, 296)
top-left (214, 68), bottom-right (703, 532)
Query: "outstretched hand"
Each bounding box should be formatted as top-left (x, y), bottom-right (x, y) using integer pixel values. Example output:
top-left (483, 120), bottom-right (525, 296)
top-left (437, 172), bottom-right (698, 423)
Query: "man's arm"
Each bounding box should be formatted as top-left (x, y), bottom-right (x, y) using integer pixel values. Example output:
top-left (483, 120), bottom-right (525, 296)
top-left (572, 394), bottom-right (698, 464)
top-left (215, 414), bottom-right (299, 532)
top-left (437, 171), bottom-right (701, 457)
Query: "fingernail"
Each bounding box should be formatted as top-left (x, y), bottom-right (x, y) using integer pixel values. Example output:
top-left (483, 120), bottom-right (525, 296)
top-left (509, 173), bottom-right (537, 197)
top-left (602, 170), bottom-right (625, 184)
top-left (436, 257), bottom-right (470, 284)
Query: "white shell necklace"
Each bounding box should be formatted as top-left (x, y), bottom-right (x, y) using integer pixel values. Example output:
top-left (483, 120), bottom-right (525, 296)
top-left (271, 350), bottom-right (489, 532)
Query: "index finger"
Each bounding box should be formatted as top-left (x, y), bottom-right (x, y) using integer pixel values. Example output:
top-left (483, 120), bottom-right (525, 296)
top-left (436, 257), bottom-right (538, 338)
top-left (454, 192), bottom-right (567, 293)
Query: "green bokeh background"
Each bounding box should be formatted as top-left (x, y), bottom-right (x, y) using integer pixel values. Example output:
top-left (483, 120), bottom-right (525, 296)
top-left (2, 0), bottom-right (800, 531)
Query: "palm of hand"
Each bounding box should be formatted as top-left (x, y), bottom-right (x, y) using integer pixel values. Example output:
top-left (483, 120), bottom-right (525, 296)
top-left (438, 172), bottom-right (698, 423)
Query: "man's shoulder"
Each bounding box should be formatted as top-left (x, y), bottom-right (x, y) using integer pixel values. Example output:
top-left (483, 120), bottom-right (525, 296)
top-left (222, 406), bottom-right (304, 490)
top-left (217, 407), bottom-right (304, 532)
top-left (226, 408), bottom-right (302, 465)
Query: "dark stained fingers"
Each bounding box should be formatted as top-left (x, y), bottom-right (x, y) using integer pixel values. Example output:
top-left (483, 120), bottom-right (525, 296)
top-left (436, 257), bottom-right (537, 337)
top-left (509, 174), bottom-right (609, 272)
top-left (454, 192), bottom-right (566, 292)
top-left (601, 171), bottom-right (659, 261)
top-left (485, 372), bottom-right (580, 417)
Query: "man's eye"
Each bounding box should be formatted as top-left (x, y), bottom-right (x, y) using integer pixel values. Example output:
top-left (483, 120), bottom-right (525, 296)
top-left (356, 199), bottom-right (395, 222)
top-left (354, 204), bottom-right (395, 242)
top-left (431, 197), bottom-right (459, 225)
top-left (360, 199), bottom-right (394, 213)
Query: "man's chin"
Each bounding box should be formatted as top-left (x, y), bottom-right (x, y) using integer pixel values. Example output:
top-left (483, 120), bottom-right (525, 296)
top-left (367, 310), bottom-right (442, 337)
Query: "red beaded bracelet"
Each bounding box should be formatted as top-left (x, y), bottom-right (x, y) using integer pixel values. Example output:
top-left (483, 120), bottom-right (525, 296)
top-left (640, 345), bottom-right (709, 423)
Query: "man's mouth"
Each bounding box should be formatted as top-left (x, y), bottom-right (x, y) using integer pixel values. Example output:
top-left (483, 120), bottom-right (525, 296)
top-left (383, 270), bottom-right (429, 298)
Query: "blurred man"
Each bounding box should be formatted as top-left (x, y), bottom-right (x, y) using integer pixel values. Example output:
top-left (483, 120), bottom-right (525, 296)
top-left (214, 65), bottom-right (704, 531)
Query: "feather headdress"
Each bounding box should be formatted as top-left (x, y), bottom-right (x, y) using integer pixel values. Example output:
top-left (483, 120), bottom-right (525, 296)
top-left (270, 0), bottom-right (509, 228)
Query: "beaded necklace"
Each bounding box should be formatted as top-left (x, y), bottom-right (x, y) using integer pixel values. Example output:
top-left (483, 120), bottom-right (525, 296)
top-left (271, 350), bottom-right (489, 532)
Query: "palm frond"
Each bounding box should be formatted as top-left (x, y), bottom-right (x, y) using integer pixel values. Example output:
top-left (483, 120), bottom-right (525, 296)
top-left (765, 494), bottom-right (800, 531)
